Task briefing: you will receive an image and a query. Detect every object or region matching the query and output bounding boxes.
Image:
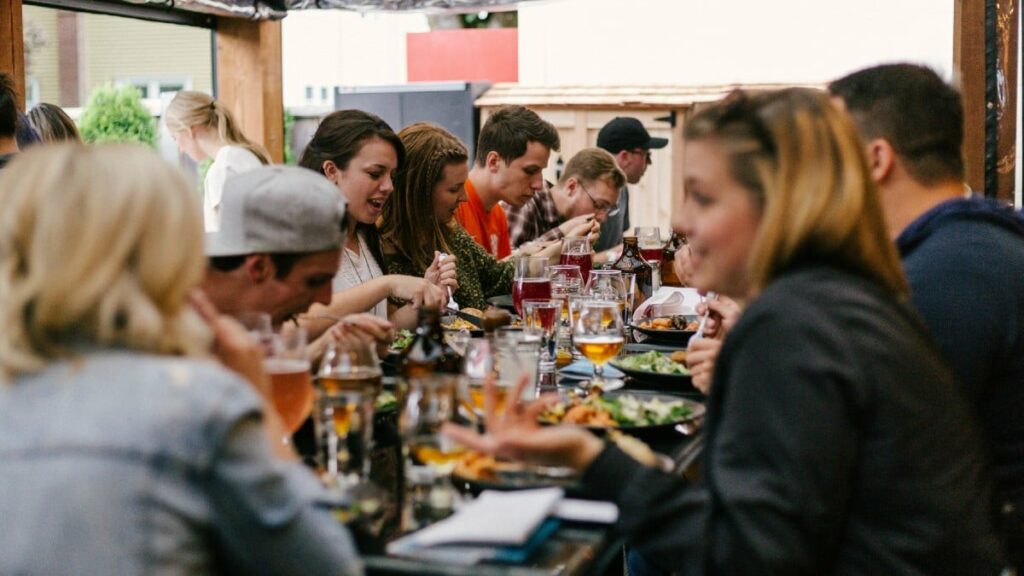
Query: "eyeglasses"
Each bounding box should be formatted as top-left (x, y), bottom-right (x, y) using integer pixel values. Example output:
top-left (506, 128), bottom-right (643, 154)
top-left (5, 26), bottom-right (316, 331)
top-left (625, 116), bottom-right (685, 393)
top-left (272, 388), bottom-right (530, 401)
top-left (578, 181), bottom-right (620, 217)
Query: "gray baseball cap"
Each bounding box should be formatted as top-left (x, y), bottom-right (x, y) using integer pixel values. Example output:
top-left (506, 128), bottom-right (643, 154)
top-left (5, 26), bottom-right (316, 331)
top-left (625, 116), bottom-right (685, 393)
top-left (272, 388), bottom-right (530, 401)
top-left (205, 165), bottom-right (346, 257)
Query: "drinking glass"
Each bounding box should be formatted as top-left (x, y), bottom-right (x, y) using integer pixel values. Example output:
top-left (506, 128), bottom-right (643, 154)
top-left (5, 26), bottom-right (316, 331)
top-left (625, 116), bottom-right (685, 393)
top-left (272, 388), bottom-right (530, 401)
top-left (494, 327), bottom-right (540, 398)
top-left (636, 227), bottom-right (663, 262)
top-left (523, 299), bottom-right (561, 392)
top-left (462, 339), bottom-right (507, 419)
top-left (571, 301), bottom-right (625, 391)
top-left (315, 339), bottom-right (382, 482)
top-left (400, 375), bottom-right (465, 523)
top-left (560, 236), bottom-right (593, 284)
top-left (237, 311), bottom-right (273, 355)
top-left (265, 326), bottom-right (313, 436)
top-left (513, 256), bottom-right (551, 317)
top-left (548, 264), bottom-right (584, 326)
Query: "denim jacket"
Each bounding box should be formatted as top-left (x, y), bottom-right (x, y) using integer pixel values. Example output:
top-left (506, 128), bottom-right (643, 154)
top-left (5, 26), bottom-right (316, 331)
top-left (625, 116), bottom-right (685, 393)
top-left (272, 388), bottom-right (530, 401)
top-left (0, 350), bottom-right (362, 576)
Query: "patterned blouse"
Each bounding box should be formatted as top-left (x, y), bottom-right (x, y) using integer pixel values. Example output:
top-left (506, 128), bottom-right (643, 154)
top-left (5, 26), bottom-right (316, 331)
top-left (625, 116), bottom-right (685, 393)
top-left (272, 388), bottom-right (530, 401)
top-left (384, 224), bottom-right (515, 310)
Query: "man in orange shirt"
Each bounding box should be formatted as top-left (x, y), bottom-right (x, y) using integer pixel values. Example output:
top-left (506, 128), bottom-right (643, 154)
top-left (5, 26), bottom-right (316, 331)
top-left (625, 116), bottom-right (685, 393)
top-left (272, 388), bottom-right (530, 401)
top-left (456, 106), bottom-right (560, 259)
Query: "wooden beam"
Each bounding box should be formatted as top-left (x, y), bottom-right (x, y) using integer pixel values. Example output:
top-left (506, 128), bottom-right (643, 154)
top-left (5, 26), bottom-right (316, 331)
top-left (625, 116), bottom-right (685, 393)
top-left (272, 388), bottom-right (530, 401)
top-left (994, 0), bottom-right (1019, 203)
top-left (955, 0), bottom-right (987, 195)
top-left (215, 18), bottom-right (284, 163)
top-left (0, 0), bottom-right (25, 110)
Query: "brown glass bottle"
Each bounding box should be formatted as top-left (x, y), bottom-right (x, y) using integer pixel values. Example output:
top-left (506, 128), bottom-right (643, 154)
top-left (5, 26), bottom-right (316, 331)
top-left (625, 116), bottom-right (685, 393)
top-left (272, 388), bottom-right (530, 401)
top-left (661, 232), bottom-right (687, 287)
top-left (611, 236), bottom-right (654, 306)
top-left (401, 307), bottom-right (463, 377)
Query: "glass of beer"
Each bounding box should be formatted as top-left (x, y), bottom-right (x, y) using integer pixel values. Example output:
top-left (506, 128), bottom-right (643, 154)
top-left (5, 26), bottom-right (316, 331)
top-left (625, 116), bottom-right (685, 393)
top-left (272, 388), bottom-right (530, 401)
top-left (572, 301), bottom-right (625, 391)
top-left (463, 339), bottom-right (506, 418)
top-left (265, 326), bottom-right (313, 436)
top-left (316, 340), bottom-right (382, 482)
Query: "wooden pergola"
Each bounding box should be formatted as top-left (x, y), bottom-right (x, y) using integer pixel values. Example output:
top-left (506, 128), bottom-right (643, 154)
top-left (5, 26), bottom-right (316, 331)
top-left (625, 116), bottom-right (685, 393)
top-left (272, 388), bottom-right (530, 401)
top-left (0, 0), bottom-right (1019, 202)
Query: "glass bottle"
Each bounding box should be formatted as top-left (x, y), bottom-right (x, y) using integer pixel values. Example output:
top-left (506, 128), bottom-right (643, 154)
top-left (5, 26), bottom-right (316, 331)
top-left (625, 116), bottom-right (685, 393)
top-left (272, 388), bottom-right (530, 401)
top-left (661, 232), bottom-right (687, 287)
top-left (611, 236), bottom-right (654, 306)
top-left (401, 307), bottom-right (462, 377)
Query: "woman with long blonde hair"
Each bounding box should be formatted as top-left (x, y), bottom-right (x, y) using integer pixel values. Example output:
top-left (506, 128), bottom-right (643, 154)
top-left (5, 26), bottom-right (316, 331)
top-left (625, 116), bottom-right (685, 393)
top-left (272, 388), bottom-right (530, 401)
top-left (165, 90), bottom-right (270, 232)
top-left (446, 89), bottom-right (1005, 574)
top-left (0, 144), bottom-right (361, 575)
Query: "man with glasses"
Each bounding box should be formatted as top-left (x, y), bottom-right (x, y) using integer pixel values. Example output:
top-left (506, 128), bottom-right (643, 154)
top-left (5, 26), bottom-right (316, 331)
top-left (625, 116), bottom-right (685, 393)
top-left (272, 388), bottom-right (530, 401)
top-left (594, 116), bottom-right (668, 254)
top-left (505, 147), bottom-right (625, 247)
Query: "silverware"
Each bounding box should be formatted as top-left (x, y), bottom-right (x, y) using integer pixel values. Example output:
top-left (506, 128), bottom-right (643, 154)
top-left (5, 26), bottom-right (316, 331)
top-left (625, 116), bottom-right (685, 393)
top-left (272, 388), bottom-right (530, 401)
top-left (440, 253), bottom-right (459, 312)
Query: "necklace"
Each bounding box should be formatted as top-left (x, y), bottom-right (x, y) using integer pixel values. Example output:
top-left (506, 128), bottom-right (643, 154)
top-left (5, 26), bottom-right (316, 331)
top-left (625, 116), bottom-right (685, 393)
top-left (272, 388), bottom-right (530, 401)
top-left (344, 233), bottom-right (375, 285)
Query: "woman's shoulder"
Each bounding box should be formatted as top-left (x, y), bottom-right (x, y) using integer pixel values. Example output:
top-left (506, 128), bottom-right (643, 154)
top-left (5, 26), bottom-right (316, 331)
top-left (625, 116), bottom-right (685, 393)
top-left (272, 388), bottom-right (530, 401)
top-left (216, 146), bottom-right (263, 168)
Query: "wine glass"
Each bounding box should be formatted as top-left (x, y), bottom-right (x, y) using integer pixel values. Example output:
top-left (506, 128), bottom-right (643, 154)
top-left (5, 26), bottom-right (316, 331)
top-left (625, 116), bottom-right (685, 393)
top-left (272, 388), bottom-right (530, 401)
top-left (265, 326), bottom-right (313, 437)
top-left (559, 236), bottom-right (593, 284)
top-left (513, 256), bottom-right (551, 317)
top-left (571, 300), bottom-right (625, 391)
top-left (635, 227), bottom-right (663, 262)
top-left (316, 339), bottom-right (382, 483)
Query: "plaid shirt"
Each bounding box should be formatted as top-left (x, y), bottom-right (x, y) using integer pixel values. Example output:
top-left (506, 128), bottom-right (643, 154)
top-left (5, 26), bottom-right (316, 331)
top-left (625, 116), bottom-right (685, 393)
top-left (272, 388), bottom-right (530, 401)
top-left (503, 183), bottom-right (565, 248)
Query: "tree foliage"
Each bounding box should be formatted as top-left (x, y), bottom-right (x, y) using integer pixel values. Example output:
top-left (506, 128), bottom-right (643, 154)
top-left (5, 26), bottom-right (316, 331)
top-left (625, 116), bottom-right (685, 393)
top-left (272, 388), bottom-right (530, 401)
top-left (79, 84), bottom-right (157, 147)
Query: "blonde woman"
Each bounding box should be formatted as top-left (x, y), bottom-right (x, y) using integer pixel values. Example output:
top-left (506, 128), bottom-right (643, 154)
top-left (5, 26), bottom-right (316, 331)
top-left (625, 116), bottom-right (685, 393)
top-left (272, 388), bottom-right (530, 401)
top-left (165, 91), bottom-right (270, 232)
top-left (0, 144), bottom-right (361, 575)
top-left (446, 89), bottom-right (1005, 574)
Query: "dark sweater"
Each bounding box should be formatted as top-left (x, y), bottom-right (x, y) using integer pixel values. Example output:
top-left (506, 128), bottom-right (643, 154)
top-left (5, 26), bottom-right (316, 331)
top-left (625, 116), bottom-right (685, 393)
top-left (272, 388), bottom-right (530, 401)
top-left (583, 263), bottom-right (1005, 575)
top-left (897, 198), bottom-right (1024, 561)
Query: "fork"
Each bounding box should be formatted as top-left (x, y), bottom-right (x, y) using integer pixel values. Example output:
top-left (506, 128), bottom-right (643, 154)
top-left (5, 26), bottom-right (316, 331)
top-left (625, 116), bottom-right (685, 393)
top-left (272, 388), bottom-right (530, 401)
top-left (439, 253), bottom-right (459, 312)
top-left (687, 291), bottom-right (717, 349)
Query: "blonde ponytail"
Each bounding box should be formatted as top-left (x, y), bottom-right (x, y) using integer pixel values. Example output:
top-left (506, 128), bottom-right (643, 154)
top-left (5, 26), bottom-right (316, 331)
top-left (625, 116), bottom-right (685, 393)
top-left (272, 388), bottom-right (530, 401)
top-left (166, 91), bottom-right (271, 165)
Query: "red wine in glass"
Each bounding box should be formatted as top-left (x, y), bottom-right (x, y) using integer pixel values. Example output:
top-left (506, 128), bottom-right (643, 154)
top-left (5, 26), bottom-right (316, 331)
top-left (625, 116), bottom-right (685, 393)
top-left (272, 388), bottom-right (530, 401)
top-left (641, 248), bottom-right (663, 262)
top-left (559, 253), bottom-right (593, 284)
top-left (513, 278), bottom-right (552, 316)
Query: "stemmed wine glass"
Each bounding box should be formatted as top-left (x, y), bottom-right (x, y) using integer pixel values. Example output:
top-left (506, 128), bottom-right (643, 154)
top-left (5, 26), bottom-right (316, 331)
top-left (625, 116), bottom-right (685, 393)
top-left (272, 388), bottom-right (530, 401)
top-left (571, 300), bottom-right (625, 391)
top-left (559, 236), bottom-right (593, 284)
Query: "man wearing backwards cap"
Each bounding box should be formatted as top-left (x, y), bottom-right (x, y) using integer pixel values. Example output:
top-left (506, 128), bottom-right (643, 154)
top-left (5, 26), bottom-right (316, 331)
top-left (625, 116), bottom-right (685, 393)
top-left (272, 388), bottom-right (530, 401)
top-left (202, 165), bottom-right (358, 327)
top-left (594, 117), bottom-right (669, 254)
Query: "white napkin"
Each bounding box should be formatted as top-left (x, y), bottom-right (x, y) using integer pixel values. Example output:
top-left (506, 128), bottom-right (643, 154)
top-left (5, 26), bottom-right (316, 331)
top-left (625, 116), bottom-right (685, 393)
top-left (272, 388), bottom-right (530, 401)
top-left (389, 488), bottom-right (563, 551)
top-left (633, 287), bottom-right (701, 324)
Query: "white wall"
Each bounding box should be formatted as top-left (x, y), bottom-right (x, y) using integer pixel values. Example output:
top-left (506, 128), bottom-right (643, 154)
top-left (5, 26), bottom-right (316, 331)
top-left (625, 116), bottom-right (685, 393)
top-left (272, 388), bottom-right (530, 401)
top-left (519, 0), bottom-right (955, 85)
top-left (281, 9), bottom-right (429, 108)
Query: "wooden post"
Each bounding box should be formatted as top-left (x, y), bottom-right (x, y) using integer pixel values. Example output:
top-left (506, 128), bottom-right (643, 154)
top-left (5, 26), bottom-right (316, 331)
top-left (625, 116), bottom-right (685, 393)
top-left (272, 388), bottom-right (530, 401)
top-left (0, 0), bottom-right (25, 110)
top-left (955, 0), bottom-right (1020, 202)
top-left (215, 18), bottom-right (284, 163)
top-left (955, 0), bottom-right (987, 195)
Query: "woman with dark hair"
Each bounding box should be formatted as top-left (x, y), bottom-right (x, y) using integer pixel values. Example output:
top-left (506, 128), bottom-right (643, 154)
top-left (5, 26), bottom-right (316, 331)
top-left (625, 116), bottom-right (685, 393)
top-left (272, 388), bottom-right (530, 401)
top-left (446, 88), bottom-right (1006, 574)
top-left (380, 122), bottom-right (513, 310)
top-left (299, 110), bottom-right (453, 334)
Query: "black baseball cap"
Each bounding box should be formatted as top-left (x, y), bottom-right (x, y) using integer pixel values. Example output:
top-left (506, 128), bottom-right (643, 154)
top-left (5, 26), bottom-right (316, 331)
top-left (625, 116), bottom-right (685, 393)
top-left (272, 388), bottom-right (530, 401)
top-left (596, 117), bottom-right (669, 154)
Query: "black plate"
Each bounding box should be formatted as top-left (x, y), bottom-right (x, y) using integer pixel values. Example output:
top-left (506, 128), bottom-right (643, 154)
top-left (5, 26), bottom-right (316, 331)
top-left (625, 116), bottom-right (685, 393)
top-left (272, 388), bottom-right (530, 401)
top-left (546, 390), bottom-right (704, 441)
top-left (631, 323), bottom-right (697, 345)
top-left (610, 358), bottom-right (696, 392)
top-left (451, 465), bottom-right (582, 496)
top-left (486, 294), bottom-right (516, 312)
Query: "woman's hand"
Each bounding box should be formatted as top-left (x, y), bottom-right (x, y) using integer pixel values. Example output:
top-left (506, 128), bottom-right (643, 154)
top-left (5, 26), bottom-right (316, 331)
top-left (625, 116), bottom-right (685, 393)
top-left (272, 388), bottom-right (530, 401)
top-left (442, 375), bottom-right (605, 471)
top-left (424, 251), bottom-right (460, 292)
top-left (695, 295), bottom-right (741, 339)
top-left (388, 275), bottom-right (447, 309)
top-left (686, 337), bottom-right (721, 395)
top-left (190, 291), bottom-right (270, 397)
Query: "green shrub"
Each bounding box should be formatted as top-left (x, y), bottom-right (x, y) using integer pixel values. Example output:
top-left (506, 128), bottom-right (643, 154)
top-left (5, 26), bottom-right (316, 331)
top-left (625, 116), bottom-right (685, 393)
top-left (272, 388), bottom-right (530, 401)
top-left (79, 84), bottom-right (157, 147)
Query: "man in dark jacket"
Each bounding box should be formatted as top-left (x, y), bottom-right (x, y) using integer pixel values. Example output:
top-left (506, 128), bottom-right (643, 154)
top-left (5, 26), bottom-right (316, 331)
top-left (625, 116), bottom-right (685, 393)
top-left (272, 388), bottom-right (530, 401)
top-left (831, 63), bottom-right (1024, 568)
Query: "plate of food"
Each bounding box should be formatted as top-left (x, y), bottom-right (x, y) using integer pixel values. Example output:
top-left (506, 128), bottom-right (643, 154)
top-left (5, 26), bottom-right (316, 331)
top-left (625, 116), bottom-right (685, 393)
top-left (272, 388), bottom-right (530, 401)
top-left (540, 388), bottom-right (704, 440)
top-left (631, 315), bottom-right (700, 344)
top-left (610, 350), bottom-right (694, 390)
top-left (451, 451), bottom-right (580, 496)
